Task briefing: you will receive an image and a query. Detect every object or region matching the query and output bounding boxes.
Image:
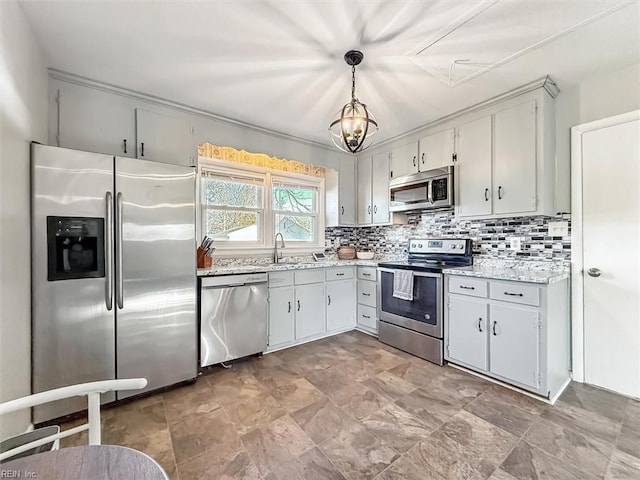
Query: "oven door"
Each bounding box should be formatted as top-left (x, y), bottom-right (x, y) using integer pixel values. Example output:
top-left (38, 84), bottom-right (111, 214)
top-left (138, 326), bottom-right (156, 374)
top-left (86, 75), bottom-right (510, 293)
top-left (377, 267), bottom-right (443, 338)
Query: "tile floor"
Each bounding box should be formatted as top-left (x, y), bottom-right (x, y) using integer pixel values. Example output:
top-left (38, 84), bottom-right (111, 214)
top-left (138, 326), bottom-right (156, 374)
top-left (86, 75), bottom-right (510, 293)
top-left (61, 331), bottom-right (640, 479)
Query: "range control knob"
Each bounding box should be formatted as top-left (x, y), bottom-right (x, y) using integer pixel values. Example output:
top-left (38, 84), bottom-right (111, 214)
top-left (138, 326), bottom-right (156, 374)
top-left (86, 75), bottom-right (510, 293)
top-left (418, 243), bottom-right (423, 248)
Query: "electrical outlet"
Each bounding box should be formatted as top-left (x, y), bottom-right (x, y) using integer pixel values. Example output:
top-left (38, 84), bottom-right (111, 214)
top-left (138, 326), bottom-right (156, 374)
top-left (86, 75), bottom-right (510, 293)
top-left (333, 237), bottom-right (341, 249)
top-left (548, 221), bottom-right (569, 237)
top-left (509, 237), bottom-right (522, 251)
top-left (324, 239), bottom-right (332, 249)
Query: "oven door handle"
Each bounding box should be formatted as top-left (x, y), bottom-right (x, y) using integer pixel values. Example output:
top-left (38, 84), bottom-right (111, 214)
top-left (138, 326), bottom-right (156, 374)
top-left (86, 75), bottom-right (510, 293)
top-left (377, 267), bottom-right (443, 279)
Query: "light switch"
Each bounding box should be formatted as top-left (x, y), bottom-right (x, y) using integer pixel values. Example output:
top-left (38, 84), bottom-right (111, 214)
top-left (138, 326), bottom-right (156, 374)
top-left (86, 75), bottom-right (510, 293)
top-left (548, 221), bottom-right (569, 237)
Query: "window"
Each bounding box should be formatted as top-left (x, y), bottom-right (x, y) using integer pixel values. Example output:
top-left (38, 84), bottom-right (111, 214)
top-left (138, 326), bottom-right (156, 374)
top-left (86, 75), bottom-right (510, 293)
top-left (199, 160), bottom-right (324, 253)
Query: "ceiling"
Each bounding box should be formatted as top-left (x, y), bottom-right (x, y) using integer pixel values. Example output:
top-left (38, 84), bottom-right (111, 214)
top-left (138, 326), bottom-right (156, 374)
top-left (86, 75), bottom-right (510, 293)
top-left (18, 0), bottom-right (640, 147)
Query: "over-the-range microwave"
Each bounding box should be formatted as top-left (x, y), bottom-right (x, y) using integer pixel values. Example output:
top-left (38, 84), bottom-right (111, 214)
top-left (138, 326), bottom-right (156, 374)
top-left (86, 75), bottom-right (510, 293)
top-left (389, 166), bottom-right (454, 213)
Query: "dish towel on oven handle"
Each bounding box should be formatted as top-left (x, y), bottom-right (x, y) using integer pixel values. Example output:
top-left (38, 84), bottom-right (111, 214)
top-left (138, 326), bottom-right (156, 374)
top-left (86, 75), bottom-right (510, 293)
top-left (392, 270), bottom-right (414, 301)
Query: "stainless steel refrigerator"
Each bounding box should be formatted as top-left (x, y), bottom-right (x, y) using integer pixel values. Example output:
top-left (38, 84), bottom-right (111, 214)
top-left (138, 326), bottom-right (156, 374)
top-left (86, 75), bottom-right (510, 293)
top-left (31, 144), bottom-right (197, 423)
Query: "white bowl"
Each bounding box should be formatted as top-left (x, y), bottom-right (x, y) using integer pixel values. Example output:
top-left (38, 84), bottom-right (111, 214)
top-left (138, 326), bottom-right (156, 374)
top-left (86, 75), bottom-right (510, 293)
top-left (356, 251), bottom-right (374, 260)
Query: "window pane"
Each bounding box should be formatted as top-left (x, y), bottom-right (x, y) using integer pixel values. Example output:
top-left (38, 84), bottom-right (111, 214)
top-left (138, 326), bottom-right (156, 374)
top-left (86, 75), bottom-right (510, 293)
top-left (275, 214), bottom-right (315, 241)
top-left (273, 186), bottom-right (315, 213)
top-left (204, 177), bottom-right (263, 208)
top-left (206, 209), bottom-right (260, 242)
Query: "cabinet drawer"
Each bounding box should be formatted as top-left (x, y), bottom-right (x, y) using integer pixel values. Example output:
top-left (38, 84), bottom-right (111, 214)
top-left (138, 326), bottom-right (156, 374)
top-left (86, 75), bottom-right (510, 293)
top-left (295, 268), bottom-right (325, 285)
top-left (490, 281), bottom-right (540, 307)
top-left (357, 281), bottom-right (377, 307)
top-left (357, 304), bottom-right (377, 330)
top-left (269, 271), bottom-right (293, 287)
top-left (449, 277), bottom-right (488, 298)
top-left (326, 267), bottom-right (354, 282)
top-left (357, 266), bottom-right (377, 281)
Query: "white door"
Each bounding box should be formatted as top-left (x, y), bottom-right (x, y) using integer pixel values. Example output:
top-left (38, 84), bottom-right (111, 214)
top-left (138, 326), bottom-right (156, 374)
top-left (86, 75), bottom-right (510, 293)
top-left (339, 157), bottom-right (356, 226)
top-left (580, 116), bottom-right (640, 398)
top-left (418, 128), bottom-right (455, 171)
top-left (357, 156), bottom-right (372, 225)
top-left (136, 109), bottom-right (195, 166)
top-left (493, 100), bottom-right (537, 215)
top-left (447, 296), bottom-right (488, 371)
top-left (371, 152), bottom-right (390, 224)
top-left (489, 303), bottom-right (540, 390)
top-left (268, 287), bottom-right (295, 347)
top-left (295, 284), bottom-right (325, 340)
top-left (457, 116), bottom-right (493, 217)
top-left (326, 280), bottom-right (356, 331)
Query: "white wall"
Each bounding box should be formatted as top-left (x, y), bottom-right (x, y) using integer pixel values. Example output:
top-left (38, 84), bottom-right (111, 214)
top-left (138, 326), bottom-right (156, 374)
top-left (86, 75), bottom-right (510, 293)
top-left (578, 63), bottom-right (640, 124)
top-left (0, 0), bottom-right (48, 437)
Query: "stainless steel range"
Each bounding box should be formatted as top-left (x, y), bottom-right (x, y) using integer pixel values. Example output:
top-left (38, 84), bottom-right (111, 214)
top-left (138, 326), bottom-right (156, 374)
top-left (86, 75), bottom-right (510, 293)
top-left (377, 238), bottom-right (472, 365)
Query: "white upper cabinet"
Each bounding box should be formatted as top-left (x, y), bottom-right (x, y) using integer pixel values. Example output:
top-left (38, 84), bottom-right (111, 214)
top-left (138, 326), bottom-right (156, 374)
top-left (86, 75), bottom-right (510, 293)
top-left (456, 86), bottom-right (561, 218)
top-left (357, 155), bottom-right (373, 225)
top-left (56, 84), bottom-right (135, 158)
top-left (493, 100), bottom-right (537, 215)
top-left (418, 128), bottom-right (456, 171)
top-left (325, 156), bottom-right (356, 227)
top-left (457, 116), bottom-right (492, 217)
top-left (135, 109), bottom-right (196, 167)
top-left (357, 152), bottom-right (391, 226)
top-left (371, 152), bottom-right (390, 224)
top-left (390, 141), bottom-right (418, 179)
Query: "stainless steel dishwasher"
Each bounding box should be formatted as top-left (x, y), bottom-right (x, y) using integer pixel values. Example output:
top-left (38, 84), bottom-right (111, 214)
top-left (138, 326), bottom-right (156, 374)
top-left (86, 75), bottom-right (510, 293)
top-left (200, 273), bottom-right (268, 367)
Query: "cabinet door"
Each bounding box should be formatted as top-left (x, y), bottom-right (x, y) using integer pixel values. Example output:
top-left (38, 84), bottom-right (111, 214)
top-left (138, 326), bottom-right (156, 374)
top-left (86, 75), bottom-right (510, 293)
top-left (457, 116), bottom-right (493, 217)
top-left (326, 280), bottom-right (356, 331)
top-left (295, 284), bottom-right (326, 339)
top-left (419, 128), bottom-right (455, 171)
top-left (371, 152), bottom-right (390, 224)
top-left (493, 100), bottom-right (537, 215)
top-left (357, 156), bottom-right (373, 225)
top-left (338, 156), bottom-right (356, 225)
top-left (390, 141), bottom-right (418, 179)
top-left (447, 296), bottom-right (488, 371)
top-left (136, 109), bottom-right (195, 166)
top-left (268, 287), bottom-right (295, 347)
top-left (489, 303), bottom-right (540, 389)
top-left (57, 84), bottom-right (135, 158)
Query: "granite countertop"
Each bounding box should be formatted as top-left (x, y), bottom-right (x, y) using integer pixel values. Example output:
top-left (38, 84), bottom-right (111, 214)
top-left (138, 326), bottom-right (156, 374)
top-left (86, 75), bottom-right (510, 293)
top-left (443, 265), bottom-right (570, 284)
top-left (197, 259), bottom-right (380, 276)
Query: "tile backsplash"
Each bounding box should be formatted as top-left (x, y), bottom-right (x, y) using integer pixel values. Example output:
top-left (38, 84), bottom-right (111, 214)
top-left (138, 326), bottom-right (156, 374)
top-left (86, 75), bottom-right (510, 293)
top-left (326, 212), bottom-right (571, 266)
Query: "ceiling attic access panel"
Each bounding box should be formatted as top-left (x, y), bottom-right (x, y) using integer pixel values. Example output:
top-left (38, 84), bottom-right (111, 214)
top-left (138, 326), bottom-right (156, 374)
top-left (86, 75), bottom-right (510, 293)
top-left (410, 0), bottom-right (630, 87)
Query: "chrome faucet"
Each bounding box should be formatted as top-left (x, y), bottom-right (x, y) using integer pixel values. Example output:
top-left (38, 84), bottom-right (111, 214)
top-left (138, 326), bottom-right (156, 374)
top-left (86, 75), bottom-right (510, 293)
top-left (274, 232), bottom-right (285, 263)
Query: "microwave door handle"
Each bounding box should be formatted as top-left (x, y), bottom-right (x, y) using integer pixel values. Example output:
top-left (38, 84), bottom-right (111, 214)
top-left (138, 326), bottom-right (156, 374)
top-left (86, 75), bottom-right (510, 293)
top-left (427, 180), bottom-right (434, 204)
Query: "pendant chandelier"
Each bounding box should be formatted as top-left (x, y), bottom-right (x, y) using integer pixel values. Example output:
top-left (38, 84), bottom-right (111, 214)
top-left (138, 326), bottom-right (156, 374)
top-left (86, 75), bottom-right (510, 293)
top-left (328, 50), bottom-right (379, 154)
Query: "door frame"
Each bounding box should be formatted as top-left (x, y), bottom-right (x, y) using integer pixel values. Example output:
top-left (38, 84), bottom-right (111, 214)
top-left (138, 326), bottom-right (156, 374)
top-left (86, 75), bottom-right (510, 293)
top-left (570, 109), bottom-right (640, 382)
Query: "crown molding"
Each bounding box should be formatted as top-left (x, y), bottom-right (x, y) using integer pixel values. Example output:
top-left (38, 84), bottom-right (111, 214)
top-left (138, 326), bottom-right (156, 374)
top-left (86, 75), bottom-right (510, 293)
top-left (48, 69), bottom-right (334, 151)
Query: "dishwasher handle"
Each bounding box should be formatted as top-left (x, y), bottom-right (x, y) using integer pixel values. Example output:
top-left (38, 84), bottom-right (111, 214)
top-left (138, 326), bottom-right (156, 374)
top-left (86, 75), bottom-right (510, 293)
top-left (201, 273), bottom-right (268, 288)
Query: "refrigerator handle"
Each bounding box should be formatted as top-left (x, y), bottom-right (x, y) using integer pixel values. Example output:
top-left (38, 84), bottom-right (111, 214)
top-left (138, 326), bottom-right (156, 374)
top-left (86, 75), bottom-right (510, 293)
top-left (116, 192), bottom-right (124, 309)
top-left (105, 192), bottom-right (114, 311)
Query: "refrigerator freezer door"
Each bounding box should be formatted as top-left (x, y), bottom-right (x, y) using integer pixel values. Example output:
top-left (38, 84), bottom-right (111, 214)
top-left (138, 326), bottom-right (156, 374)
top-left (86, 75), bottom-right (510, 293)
top-left (115, 158), bottom-right (197, 398)
top-left (32, 144), bottom-right (116, 423)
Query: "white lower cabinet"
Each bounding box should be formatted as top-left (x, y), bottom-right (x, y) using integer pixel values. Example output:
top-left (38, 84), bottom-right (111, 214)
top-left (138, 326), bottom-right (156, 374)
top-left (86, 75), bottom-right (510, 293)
top-left (447, 296), bottom-right (488, 371)
top-left (268, 287), bottom-right (295, 347)
top-left (489, 303), bottom-right (540, 389)
top-left (267, 267), bottom-right (356, 351)
top-left (445, 274), bottom-right (570, 399)
top-left (326, 280), bottom-right (356, 332)
top-left (356, 266), bottom-right (378, 335)
top-left (295, 284), bottom-right (326, 340)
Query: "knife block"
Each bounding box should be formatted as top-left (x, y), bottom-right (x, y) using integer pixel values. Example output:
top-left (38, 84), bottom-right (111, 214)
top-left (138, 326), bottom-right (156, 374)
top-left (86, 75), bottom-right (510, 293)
top-left (197, 247), bottom-right (212, 268)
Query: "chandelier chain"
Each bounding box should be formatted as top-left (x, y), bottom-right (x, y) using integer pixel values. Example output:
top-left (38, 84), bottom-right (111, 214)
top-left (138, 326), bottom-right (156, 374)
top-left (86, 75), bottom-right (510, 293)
top-left (351, 65), bottom-right (356, 101)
